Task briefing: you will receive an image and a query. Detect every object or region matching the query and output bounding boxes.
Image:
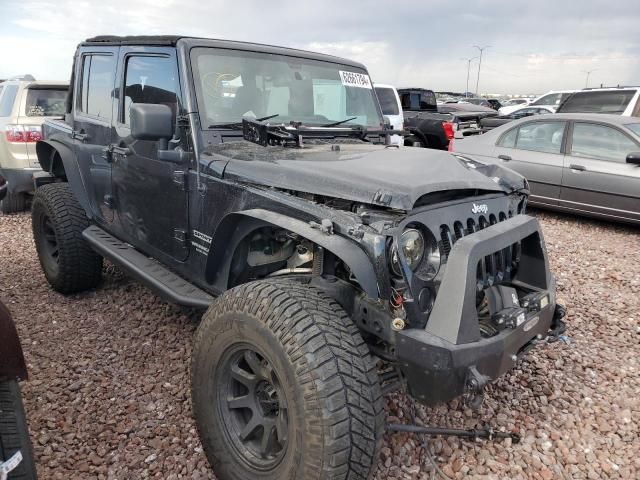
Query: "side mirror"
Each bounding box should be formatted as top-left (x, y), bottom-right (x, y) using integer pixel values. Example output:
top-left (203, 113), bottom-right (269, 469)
top-left (626, 152), bottom-right (640, 165)
top-left (383, 115), bottom-right (393, 129)
top-left (130, 103), bottom-right (173, 141)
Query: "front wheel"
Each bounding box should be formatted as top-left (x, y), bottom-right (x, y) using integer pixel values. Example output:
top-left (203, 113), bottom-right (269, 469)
top-left (192, 280), bottom-right (384, 480)
top-left (0, 380), bottom-right (37, 479)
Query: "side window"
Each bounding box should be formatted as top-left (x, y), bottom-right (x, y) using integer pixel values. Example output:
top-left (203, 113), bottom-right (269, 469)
top-left (400, 93), bottom-right (411, 109)
top-left (515, 121), bottom-right (566, 154)
top-left (498, 127), bottom-right (518, 148)
top-left (0, 84), bottom-right (19, 117)
top-left (78, 54), bottom-right (117, 119)
top-left (122, 56), bottom-right (179, 126)
top-left (570, 123), bottom-right (638, 163)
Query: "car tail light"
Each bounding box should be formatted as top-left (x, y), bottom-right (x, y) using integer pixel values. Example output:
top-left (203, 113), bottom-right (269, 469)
top-left (442, 121), bottom-right (455, 141)
top-left (5, 125), bottom-right (42, 143)
top-left (448, 137), bottom-right (454, 152)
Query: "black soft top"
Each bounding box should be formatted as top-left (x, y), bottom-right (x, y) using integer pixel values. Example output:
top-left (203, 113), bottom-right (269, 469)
top-left (82, 35), bottom-right (366, 69)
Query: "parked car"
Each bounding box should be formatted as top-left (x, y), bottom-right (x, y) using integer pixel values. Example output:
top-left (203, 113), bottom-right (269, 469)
top-left (486, 99), bottom-right (502, 110)
top-left (0, 76), bottom-right (68, 213)
top-left (0, 300), bottom-right (37, 479)
top-left (458, 97), bottom-right (492, 108)
top-left (374, 83), bottom-right (403, 146)
top-left (556, 87), bottom-right (640, 116)
top-left (502, 98), bottom-right (530, 108)
top-left (399, 89), bottom-right (497, 149)
top-left (33, 35), bottom-right (563, 480)
top-left (499, 90), bottom-right (577, 116)
top-left (480, 106), bottom-right (555, 131)
top-left (452, 113), bottom-right (640, 225)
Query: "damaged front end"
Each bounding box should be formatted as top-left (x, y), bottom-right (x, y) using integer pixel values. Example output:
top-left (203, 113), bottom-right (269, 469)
top-left (359, 193), bottom-right (564, 406)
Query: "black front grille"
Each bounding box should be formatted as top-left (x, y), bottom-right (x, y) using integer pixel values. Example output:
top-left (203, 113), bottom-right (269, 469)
top-left (439, 210), bottom-right (521, 291)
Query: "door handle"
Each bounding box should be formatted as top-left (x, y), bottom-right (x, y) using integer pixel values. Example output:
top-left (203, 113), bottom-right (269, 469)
top-left (109, 144), bottom-right (132, 157)
top-left (71, 130), bottom-right (88, 142)
top-left (569, 164), bottom-right (586, 171)
top-left (498, 154), bottom-right (511, 161)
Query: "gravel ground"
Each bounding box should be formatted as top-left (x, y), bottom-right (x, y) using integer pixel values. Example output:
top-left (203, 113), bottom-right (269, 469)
top-left (1, 210), bottom-right (638, 480)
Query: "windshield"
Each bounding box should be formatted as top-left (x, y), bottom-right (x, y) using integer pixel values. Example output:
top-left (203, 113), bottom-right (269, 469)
top-left (24, 88), bottom-right (67, 116)
top-left (626, 123), bottom-right (640, 136)
top-left (191, 48), bottom-right (383, 129)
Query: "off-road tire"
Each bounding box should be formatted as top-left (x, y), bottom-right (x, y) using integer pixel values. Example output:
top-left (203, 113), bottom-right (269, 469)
top-left (192, 280), bottom-right (384, 480)
top-left (31, 183), bottom-right (102, 294)
top-left (0, 380), bottom-right (37, 480)
top-left (0, 191), bottom-right (27, 214)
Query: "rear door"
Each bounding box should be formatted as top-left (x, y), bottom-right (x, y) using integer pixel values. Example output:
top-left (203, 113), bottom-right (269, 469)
top-left (73, 47), bottom-right (119, 223)
top-left (493, 120), bottom-right (567, 206)
top-left (560, 121), bottom-right (640, 222)
top-left (110, 46), bottom-right (189, 261)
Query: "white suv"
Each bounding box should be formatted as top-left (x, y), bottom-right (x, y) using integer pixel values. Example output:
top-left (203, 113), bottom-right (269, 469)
top-left (0, 76), bottom-right (68, 213)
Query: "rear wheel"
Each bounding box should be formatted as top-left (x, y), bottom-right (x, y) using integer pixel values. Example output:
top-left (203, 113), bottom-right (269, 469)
top-left (192, 280), bottom-right (384, 480)
top-left (0, 380), bottom-right (37, 480)
top-left (0, 191), bottom-right (27, 214)
top-left (31, 183), bottom-right (102, 294)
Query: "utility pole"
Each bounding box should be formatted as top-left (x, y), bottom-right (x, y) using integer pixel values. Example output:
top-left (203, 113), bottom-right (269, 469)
top-left (461, 57), bottom-right (478, 97)
top-left (582, 69), bottom-right (597, 88)
top-left (473, 45), bottom-right (491, 96)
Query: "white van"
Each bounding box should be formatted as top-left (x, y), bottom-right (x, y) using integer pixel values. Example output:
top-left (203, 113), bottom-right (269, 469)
top-left (374, 84), bottom-right (403, 146)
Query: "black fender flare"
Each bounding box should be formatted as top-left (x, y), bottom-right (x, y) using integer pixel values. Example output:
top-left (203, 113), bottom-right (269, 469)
top-left (0, 302), bottom-right (27, 381)
top-left (205, 209), bottom-right (379, 298)
top-left (35, 139), bottom-right (93, 218)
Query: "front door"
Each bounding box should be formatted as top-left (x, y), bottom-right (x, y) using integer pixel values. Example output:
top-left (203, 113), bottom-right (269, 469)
top-left (493, 120), bottom-right (567, 206)
top-left (73, 47), bottom-right (119, 223)
top-left (110, 47), bottom-right (189, 262)
top-left (560, 121), bottom-right (640, 223)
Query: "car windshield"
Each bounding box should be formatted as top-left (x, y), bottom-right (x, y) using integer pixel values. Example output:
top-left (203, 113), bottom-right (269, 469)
top-left (191, 48), bottom-right (383, 129)
top-left (24, 88), bottom-right (67, 116)
top-left (626, 123), bottom-right (640, 136)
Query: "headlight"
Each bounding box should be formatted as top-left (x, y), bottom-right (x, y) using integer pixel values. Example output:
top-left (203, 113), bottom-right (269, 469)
top-left (399, 229), bottom-right (424, 270)
top-left (390, 228), bottom-right (441, 280)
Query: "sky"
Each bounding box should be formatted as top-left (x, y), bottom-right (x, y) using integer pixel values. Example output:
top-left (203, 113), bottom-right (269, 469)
top-left (0, 0), bottom-right (638, 95)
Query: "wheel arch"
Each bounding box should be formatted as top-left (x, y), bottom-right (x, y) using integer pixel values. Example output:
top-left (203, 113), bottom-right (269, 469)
top-left (35, 139), bottom-right (93, 218)
top-left (204, 209), bottom-right (379, 298)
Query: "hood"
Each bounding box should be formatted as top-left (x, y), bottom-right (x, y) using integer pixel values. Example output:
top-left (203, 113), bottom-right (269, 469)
top-left (209, 141), bottom-right (526, 211)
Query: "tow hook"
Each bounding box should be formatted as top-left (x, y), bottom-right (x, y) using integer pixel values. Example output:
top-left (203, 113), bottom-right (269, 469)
top-left (463, 366), bottom-right (489, 410)
top-left (386, 423), bottom-right (521, 444)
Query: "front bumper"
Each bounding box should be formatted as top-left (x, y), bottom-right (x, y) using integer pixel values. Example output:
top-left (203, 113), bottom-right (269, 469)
top-left (394, 215), bottom-right (558, 405)
top-left (0, 167), bottom-right (41, 195)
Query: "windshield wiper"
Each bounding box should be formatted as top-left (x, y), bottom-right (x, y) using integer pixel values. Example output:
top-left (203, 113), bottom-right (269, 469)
top-left (321, 117), bottom-right (358, 127)
top-left (209, 114), bottom-right (280, 130)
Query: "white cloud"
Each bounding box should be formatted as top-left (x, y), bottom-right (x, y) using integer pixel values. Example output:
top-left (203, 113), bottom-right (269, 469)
top-left (1, 0), bottom-right (639, 93)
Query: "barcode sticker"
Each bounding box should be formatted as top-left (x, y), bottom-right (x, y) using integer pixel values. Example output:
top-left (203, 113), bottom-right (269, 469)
top-left (339, 71), bottom-right (372, 89)
top-left (0, 451), bottom-right (23, 480)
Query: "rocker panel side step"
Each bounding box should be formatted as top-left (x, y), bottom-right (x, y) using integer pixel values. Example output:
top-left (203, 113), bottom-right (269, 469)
top-left (82, 225), bottom-right (214, 309)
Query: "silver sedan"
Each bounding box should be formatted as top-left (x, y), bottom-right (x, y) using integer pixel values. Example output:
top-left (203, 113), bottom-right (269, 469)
top-left (451, 113), bottom-right (640, 225)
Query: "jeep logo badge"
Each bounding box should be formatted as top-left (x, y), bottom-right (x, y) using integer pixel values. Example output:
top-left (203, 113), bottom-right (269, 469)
top-left (471, 203), bottom-right (488, 214)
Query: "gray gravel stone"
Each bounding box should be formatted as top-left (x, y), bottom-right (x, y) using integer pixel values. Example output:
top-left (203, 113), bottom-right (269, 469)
top-left (1, 210), bottom-right (638, 479)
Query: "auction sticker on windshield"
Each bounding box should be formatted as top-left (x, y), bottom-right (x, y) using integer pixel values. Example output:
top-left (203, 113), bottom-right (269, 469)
top-left (339, 71), bottom-right (372, 89)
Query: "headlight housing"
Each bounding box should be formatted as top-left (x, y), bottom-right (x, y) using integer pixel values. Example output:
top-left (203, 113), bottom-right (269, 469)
top-left (390, 228), bottom-right (441, 280)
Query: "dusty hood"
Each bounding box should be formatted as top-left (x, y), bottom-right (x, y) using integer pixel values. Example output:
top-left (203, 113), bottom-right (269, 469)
top-left (209, 141), bottom-right (526, 210)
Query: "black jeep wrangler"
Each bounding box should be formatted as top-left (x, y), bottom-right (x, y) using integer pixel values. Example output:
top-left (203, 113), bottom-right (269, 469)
top-left (32, 35), bottom-right (563, 480)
